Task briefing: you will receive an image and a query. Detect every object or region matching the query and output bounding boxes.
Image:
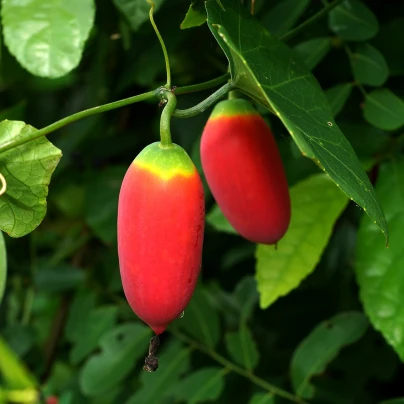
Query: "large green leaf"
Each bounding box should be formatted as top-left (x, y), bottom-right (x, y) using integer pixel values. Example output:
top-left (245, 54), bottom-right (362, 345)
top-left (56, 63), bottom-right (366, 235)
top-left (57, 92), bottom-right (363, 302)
top-left (80, 323), bottom-right (151, 396)
top-left (126, 340), bottom-right (191, 404)
top-left (2, 0), bottom-right (95, 78)
top-left (363, 89), bottom-right (404, 131)
top-left (328, 0), bottom-right (379, 41)
top-left (356, 159), bottom-right (404, 360)
top-left (225, 325), bottom-right (259, 371)
top-left (0, 121), bottom-right (62, 237)
top-left (0, 232), bottom-right (6, 306)
top-left (290, 312), bottom-right (368, 399)
top-left (206, 0), bottom-right (388, 242)
top-left (256, 174), bottom-right (348, 308)
top-left (173, 367), bottom-right (226, 404)
top-left (113, 0), bottom-right (166, 31)
top-left (349, 43), bottom-right (389, 86)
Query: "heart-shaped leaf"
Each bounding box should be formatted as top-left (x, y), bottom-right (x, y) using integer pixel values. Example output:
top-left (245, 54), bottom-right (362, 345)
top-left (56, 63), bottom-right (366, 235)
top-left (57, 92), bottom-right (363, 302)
top-left (0, 121), bottom-right (62, 237)
top-left (2, 0), bottom-right (95, 78)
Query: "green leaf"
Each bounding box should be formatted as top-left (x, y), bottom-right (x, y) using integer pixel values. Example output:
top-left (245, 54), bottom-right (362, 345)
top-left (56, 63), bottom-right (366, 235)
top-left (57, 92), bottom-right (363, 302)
top-left (80, 323), bottom-right (151, 396)
top-left (175, 285), bottom-right (221, 348)
top-left (70, 306), bottom-right (118, 364)
top-left (85, 166), bottom-right (127, 244)
top-left (261, 0), bottom-right (310, 37)
top-left (328, 0), bottom-right (379, 41)
top-left (0, 121), bottom-right (62, 237)
top-left (126, 339), bottom-right (191, 404)
top-left (363, 89), bottom-right (404, 131)
top-left (249, 393), bottom-right (275, 404)
top-left (349, 43), bottom-right (389, 86)
top-left (294, 37), bottom-right (332, 70)
top-left (206, 0), bottom-right (388, 242)
top-left (173, 367), bottom-right (226, 404)
top-left (225, 325), bottom-right (259, 371)
top-left (2, 0), bottom-right (95, 78)
top-left (290, 312), bottom-right (368, 399)
top-left (34, 263), bottom-right (85, 293)
top-left (113, 0), bottom-right (165, 31)
top-left (181, 3), bottom-right (206, 29)
top-left (355, 159), bottom-right (404, 360)
top-left (233, 276), bottom-right (258, 324)
top-left (325, 83), bottom-right (353, 118)
top-left (206, 204), bottom-right (237, 234)
top-left (65, 290), bottom-right (97, 342)
top-left (0, 337), bottom-right (37, 389)
top-left (380, 400), bottom-right (404, 404)
top-left (256, 174), bottom-right (348, 308)
top-left (0, 232), bottom-right (6, 306)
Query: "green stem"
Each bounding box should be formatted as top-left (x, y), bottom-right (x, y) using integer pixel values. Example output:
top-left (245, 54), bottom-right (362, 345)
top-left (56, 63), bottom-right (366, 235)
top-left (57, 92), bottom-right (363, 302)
top-left (280, 0), bottom-right (344, 42)
top-left (173, 82), bottom-right (234, 118)
top-left (0, 90), bottom-right (155, 154)
top-left (147, 0), bottom-right (171, 89)
top-left (159, 90), bottom-right (177, 147)
top-left (171, 329), bottom-right (308, 404)
top-left (174, 73), bottom-right (231, 95)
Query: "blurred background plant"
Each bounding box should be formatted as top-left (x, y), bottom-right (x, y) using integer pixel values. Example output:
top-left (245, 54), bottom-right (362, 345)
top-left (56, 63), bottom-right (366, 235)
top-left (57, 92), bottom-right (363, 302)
top-left (1, 0), bottom-right (404, 403)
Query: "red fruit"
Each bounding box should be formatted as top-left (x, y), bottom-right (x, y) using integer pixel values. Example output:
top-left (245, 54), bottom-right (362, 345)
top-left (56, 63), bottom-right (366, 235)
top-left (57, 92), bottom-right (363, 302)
top-left (118, 142), bottom-right (204, 334)
top-left (46, 397), bottom-right (58, 404)
top-left (201, 99), bottom-right (290, 244)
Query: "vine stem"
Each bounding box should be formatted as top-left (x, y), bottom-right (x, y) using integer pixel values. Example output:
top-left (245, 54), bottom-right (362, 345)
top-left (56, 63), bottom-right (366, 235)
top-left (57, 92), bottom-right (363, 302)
top-left (280, 0), bottom-right (345, 42)
top-left (174, 73), bottom-right (230, 95)
top-left (0, 74), bottom-right (231, 154)
top-left (173, 82), bottom-right (234, 118)
top-left (0, 90), bottom-right (155, 154)
top-left (171, 329), bottom-right (308, 404)
top-left (147, 0), bottom-right (171, 89)
top-left (159, 90), bottom-right (177, 147)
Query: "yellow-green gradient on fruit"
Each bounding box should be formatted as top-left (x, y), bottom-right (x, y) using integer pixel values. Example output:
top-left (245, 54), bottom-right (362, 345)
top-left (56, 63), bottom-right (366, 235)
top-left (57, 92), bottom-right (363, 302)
top-left (118, 142), bottom-right (205, 335)
top-left (133, 142), bottom-right (196, 180)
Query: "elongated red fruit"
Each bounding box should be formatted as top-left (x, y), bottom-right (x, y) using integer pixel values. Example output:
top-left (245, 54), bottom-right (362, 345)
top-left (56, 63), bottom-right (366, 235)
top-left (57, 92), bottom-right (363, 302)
top-left (118, 142), bottom-right (204, 334)
top-left (201, 99), bottom-right (291, 244)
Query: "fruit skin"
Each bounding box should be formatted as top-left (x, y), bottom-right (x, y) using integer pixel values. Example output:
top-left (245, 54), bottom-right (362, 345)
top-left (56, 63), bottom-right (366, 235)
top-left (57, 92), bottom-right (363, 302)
top-left (201, 99), bottom-right (290, 245)
top-left (118, 142), bottom-right (204, 335)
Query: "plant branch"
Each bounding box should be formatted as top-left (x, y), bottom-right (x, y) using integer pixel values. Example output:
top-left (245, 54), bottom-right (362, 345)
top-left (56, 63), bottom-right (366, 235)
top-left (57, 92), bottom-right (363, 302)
top-left (173, 82), bottom-right (234, 118)
top-left (174, 73), bottom-right (231, 95)
top-left (159, 90), bottom-right (177, 147)
top-left (0, 90), bottom-right (156, 154)
top-left (280, 0), bottom-right (344, 42)
top-left (171, 329), bottom-right (308, 404)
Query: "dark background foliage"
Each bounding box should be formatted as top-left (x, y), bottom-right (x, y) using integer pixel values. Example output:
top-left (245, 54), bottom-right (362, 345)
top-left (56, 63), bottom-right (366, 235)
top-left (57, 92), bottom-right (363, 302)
top-left (1, 0), bottom-right (404, 403)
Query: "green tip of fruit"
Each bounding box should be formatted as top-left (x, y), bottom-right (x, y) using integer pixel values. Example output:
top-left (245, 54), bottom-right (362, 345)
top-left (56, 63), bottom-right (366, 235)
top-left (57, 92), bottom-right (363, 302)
top-left (134, 142), bottom-right (196, 180)
top-left (209, 99), bottom-right (259, 120)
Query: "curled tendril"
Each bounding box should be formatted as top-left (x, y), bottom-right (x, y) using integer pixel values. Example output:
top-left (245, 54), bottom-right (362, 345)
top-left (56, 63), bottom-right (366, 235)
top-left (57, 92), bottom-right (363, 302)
top-left (0, 173), bottom-right (6, 196)
top-left (146, 0), bottom-right (171, 89)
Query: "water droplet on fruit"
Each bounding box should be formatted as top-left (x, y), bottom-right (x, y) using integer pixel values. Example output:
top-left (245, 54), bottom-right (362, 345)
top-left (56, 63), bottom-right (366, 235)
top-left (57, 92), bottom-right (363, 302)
top-left (179, 311), bottom-right (185, 319)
